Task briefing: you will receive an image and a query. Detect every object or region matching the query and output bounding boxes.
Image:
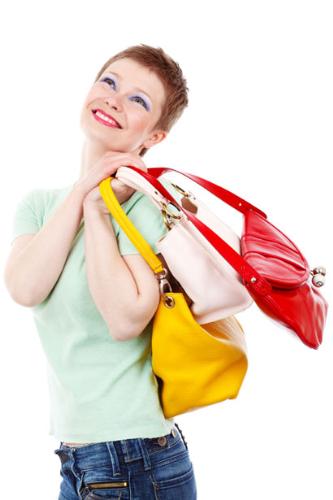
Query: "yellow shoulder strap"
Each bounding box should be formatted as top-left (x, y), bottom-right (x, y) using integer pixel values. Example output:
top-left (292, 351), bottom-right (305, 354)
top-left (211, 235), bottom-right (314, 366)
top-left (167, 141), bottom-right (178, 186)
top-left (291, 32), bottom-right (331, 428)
top-left (99, 177), bottom-right (164, 275)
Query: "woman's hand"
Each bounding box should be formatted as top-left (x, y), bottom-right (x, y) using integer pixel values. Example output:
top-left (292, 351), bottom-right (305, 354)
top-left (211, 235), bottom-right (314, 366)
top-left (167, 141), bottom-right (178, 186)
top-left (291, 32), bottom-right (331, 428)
top-left (76, 151), bottom-right (147, 215)
top-left (83, 179), bottom-right (135, 215)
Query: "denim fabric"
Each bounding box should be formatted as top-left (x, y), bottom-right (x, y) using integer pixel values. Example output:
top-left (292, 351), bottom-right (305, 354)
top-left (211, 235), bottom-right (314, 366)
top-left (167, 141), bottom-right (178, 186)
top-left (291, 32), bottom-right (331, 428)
top-left (54, 423), bottom-right (197, 499)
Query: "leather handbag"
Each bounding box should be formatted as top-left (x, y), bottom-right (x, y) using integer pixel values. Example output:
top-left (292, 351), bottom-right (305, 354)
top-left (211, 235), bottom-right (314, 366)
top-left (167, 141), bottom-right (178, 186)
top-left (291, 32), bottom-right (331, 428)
top-left (99, 177), bottom-right (249, 418)
top-left (113, 166), bottom-right (253, 324)
top-left (111, 166), bottom-right (329, 350)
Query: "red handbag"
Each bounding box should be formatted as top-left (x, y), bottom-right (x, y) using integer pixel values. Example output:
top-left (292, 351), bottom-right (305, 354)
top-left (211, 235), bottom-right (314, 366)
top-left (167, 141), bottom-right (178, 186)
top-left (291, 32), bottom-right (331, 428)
top-left (121, 166), bottom-right (328, 349)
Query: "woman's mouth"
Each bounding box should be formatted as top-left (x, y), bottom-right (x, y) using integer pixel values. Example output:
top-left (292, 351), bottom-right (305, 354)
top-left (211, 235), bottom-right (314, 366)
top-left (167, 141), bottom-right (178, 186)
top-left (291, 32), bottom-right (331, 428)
top-left (92, 110), bottom-right (121, 128)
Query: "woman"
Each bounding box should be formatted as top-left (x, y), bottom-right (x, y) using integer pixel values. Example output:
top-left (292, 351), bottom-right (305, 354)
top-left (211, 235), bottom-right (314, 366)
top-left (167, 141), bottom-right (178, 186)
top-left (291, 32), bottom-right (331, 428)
top-left (5, 44), bottom-right (197, 499)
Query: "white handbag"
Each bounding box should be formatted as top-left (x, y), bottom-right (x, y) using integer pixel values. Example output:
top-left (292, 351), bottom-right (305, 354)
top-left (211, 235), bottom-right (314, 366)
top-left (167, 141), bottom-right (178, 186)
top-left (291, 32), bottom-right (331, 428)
top-left (114, 166), bottom-right (253, 324)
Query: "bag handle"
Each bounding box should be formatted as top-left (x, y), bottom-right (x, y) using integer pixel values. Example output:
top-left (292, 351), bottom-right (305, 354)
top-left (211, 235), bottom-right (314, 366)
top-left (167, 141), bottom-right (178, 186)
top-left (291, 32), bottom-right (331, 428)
top-left (100, 169), bottom-right (272, 296)
top-left (99, 177), bottom-right (165, 275)
top-left (147, 166), bottom-right (267, 218)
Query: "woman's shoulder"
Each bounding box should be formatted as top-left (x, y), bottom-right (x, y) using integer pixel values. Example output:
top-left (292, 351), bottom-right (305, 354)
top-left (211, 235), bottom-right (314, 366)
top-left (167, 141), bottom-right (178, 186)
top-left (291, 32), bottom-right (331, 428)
top-left (23, 184), bottom-right (73, 221)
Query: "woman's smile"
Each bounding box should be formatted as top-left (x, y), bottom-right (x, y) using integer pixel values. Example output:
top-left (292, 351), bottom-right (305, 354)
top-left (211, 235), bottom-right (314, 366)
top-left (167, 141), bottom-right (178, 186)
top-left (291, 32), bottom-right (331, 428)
top-left (92, 109), bottom-right (122, 128)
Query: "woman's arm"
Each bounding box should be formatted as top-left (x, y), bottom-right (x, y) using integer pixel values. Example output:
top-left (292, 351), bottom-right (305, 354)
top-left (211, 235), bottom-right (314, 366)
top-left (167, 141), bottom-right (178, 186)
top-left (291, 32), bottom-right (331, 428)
top-left (83, 204), bottom-right (160, 341)
top-left (4, 185), bottom-right (85, 307)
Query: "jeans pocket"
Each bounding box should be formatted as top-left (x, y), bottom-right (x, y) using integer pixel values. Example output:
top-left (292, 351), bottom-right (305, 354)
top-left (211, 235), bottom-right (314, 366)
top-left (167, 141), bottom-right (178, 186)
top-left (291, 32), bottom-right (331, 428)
top-left (81, 486), bottom-right (127, 499)
top-left (152, 455), bottom-right (197, 499)
top-left (80, 467), bottom-right (130, 499)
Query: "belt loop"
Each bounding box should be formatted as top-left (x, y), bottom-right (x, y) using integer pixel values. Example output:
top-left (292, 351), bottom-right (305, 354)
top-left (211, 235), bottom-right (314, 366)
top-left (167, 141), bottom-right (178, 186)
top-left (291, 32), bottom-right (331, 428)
top-left (174, 423), bottom-right (188, 450)
top-left (105, 442), bottom-right (121, 476)
top-left (137, 439), bottom-right (152, 471)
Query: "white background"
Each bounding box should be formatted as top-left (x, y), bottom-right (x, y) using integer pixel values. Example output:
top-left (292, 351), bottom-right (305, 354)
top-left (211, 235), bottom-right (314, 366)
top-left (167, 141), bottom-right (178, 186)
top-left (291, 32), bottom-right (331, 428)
top-left (0, 1), bottom-right (332, 498)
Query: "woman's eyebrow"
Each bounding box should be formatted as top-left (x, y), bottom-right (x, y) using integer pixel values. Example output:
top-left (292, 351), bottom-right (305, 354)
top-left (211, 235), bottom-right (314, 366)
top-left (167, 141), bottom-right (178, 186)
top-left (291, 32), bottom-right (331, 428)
top-left (105, 70), bottom-right (152, 101)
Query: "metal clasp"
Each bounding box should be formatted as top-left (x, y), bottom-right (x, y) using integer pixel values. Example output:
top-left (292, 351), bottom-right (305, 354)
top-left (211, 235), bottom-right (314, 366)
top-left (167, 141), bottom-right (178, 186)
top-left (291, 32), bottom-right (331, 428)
top-left (156, 268), bottom-right (172, 294)
top-left (155, 268), bottom-right (176, 308)
top-left (170, 182), bottom-right (192, 198)
top-left (160, 201), bottom-right (182, 230)
top-left (310, 266), bottom-right (326, 287)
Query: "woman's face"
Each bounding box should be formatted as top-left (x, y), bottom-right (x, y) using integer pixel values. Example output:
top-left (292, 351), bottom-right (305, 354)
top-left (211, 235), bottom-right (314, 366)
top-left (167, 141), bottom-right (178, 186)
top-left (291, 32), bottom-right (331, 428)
top-left (80, 57), bottom-right (167, 154)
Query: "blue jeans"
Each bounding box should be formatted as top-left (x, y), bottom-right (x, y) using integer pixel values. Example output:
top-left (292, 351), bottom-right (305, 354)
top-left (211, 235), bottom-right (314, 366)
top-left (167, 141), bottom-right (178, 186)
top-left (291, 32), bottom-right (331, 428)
top-left (54, 423), bottom-right (197, 499)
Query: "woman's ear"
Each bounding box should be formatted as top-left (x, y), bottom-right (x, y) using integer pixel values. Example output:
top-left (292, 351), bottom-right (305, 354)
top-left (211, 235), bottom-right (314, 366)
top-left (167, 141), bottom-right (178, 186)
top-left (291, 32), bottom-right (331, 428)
top-left (143, 129), bottom-right (168, 150)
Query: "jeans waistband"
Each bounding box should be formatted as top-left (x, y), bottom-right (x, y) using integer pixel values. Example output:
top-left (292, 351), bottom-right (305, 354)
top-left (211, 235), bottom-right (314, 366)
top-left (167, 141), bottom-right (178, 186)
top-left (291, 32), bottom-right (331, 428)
top-left (61, 425), bottom-right (178, 451)
top-left (55, 423), bottom-right (188, 474)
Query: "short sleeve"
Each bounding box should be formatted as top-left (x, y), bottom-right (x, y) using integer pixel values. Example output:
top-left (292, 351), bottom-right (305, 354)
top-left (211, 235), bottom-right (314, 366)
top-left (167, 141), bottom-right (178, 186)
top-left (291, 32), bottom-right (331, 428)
top-left (117, 178), bottom-right (183, 256)
top-left (11, 189), bottom-right (43, 244)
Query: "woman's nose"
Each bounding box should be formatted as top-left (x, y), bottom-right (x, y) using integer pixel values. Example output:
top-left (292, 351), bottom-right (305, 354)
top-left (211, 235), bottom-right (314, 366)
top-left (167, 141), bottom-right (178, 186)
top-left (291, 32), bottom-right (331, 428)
top-left (104, 94), bottom-right (123, 112)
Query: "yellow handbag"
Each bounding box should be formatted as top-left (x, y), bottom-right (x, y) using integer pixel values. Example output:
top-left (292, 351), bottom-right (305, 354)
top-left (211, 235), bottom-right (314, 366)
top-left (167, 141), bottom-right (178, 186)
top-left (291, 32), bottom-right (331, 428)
top-left (99, 177), bottom-right (249, 418)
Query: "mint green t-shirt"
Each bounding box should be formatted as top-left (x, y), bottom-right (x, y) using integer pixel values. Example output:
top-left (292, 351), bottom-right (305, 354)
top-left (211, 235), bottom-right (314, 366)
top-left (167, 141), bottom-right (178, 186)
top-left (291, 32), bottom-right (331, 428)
top-left (11, 178), bottom-right (183, 443)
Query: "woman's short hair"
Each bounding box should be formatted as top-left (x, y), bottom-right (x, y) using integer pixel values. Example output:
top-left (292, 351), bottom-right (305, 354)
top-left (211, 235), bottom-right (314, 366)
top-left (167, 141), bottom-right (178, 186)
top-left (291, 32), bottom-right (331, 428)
top-left (94, 44), bottom-right (189, 156)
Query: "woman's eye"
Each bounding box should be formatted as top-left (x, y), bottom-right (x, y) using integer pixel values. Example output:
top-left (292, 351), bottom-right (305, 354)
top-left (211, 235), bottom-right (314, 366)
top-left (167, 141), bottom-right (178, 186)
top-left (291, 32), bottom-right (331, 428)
top-left (130, 96), bottom-right (149, 110)
top-left (99, 77), bottom-right (149, 110)
top-left (101, 77), bottom-right (116, 88)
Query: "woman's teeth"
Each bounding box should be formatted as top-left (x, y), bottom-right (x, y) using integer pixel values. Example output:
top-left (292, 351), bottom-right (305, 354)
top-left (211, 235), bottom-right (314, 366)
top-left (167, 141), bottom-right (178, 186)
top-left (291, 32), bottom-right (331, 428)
top-left (93, 110), bottom-right (119, 127)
